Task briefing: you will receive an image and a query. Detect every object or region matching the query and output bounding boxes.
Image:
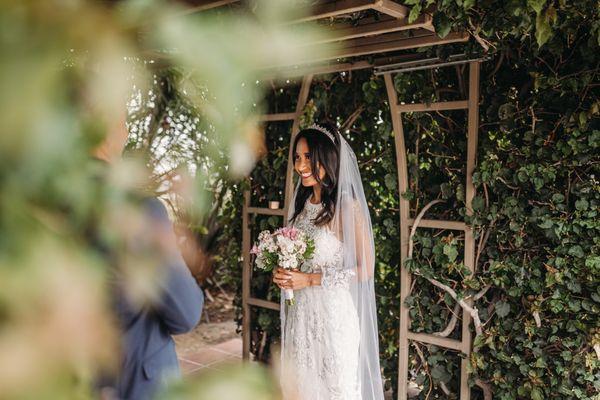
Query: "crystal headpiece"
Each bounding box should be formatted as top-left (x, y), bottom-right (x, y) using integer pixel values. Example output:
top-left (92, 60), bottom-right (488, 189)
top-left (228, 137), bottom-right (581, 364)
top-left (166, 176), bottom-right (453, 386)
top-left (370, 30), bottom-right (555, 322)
top-left (308, 123), bottom-right (336, 143)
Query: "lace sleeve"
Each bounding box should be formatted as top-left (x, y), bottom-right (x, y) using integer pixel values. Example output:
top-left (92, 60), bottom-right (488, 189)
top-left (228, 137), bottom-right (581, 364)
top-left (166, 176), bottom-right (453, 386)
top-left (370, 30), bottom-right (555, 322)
top-left (321, 260), bottom-right (355, 289)
top-left (315, 233), bottom-right (355, 289)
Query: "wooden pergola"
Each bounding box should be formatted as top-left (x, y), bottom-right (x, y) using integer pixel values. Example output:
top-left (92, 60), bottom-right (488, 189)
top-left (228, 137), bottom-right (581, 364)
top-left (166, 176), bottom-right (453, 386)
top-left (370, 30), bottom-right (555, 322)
top-left (187, 1), bottom-right (483, 399)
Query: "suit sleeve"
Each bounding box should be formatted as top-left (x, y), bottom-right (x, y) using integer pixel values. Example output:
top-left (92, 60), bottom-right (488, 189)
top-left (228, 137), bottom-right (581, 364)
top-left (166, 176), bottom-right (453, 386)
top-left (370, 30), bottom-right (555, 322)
top-left (144, 198), bottom-right (204, 334)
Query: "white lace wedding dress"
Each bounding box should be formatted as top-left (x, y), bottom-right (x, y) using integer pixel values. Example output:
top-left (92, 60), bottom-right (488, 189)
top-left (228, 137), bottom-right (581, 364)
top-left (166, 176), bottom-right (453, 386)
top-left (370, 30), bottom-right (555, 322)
top-left (282, 199), bottom-right (361, 400)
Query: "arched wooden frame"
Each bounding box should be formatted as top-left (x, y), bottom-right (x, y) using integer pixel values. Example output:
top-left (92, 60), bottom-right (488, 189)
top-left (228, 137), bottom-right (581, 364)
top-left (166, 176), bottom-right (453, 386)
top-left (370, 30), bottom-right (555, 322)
top-left (241, 60), bottom-right (480, 399)
top-left (383, 61), bottom-right (481, 400)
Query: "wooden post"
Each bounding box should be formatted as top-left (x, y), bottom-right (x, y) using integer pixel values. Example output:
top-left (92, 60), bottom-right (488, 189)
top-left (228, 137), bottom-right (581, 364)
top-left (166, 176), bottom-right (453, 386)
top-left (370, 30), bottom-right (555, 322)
top-left (384, 73), bottom-right (412, 400)
top-left (385, 61), bottom-right (481, 399)
top-left (459, 60), bottom-right (480, 400)
top-left (242, 190), bottom-right (251, 360)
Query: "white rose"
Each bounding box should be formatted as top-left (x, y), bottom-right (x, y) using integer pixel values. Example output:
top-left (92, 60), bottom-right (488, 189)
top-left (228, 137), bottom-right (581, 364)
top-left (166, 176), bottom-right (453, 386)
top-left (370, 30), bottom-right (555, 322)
top-left (277, 236), bottom-right (294, 255)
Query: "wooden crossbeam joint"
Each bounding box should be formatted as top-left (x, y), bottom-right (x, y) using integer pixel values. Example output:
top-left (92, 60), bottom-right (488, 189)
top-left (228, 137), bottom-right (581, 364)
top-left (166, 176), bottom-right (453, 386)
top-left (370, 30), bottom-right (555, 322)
top-left (407, 331), bottom-right (463, 352)
top-left (372, 0), bottom-right (409, 18)
top-left (407, 218), bottom-right (466, 231)
top-left (248, 297), bottom-right (281, 311)
top-left (396, 100), bottom-right (468, 113)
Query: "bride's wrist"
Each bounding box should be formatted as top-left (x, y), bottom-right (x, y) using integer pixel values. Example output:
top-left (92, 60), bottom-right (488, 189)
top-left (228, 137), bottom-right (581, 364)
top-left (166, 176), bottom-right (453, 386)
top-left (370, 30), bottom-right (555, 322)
top-left (309, 273), bottom-right (321, 287)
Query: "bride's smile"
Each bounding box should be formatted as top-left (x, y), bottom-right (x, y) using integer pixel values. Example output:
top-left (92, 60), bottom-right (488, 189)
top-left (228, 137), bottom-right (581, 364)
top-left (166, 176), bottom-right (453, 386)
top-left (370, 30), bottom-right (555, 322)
top-left (294, 136), bottom-right (326, 188)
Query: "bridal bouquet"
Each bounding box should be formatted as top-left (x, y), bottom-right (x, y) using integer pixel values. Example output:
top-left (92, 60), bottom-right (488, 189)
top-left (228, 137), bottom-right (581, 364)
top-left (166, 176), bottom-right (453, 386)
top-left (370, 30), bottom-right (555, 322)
top-left (251, 227), bottom-right (314, 305)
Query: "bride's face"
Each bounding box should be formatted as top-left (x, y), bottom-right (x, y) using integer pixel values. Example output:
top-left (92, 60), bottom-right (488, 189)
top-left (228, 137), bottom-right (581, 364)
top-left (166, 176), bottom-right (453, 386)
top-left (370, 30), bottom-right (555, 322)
top-left (294, 137), bottom-right (325, 187)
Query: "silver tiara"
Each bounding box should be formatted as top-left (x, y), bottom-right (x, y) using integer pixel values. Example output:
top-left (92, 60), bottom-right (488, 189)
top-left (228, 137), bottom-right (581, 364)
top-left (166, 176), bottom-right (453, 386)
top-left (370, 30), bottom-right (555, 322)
top-left (308, 123), bottom-right (336, 143)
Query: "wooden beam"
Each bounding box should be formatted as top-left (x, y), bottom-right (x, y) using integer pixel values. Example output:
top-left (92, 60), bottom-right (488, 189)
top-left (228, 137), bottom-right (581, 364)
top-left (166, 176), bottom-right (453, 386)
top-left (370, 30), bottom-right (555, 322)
top-left (341, 30), bottom-right (468, 57)
top-left (246, 206), bottom-right (286, 216)
top-left (260, 53), bottom-right (425, 79)
top-left (421, 14), bottom-right (435, 32)
top-left (372, 0), bottom-right (409, 18)
top-left (407, 218), bottom-right (466, 231)
top-left (289, 0), bottom-right (378, 24)
top-left (336, 28), bottom-right (429, 49)
top-left (396, 100), bottom-right (468, 113)
top-left (407, 331), bottom-right (463, 351)
top-left (278, 31), bottom-right (468, 66)
top-left (307, 15), bottom-right (433, 46)
top-left (261, 60), bottom-right (373, 80)
top-left (247, 297), bottom-right (281, 311)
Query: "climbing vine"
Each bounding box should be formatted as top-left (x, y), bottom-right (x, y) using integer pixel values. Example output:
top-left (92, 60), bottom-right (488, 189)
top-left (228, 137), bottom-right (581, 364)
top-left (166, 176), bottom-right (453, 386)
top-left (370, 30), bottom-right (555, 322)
top-left (218, 1), bottom-right (600, 398)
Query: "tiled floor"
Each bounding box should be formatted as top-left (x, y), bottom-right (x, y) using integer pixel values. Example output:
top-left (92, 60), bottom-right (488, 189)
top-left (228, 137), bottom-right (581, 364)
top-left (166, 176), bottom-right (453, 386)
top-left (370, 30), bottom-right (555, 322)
top-left (177, 337), bottom-right (243, 374)
top-left (179, 337), bottom-right (394, 399)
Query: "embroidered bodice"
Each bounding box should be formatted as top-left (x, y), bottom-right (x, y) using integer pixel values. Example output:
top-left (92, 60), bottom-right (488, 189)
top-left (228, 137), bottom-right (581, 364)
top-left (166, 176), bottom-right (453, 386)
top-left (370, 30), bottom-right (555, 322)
top-left (292, 199), bottom-right (354, 289)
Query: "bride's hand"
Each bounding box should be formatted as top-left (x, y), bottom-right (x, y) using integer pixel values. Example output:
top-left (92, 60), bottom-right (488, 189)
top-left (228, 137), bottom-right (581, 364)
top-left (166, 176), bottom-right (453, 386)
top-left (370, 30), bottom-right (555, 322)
top-left (272, 267), bottom-right (292, 289)
top-left (274, 268), bottom-right (317, 290)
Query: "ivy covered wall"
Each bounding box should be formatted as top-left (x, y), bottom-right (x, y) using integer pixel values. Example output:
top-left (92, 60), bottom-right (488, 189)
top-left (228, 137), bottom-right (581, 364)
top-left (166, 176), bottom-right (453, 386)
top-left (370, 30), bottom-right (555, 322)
top-left (220, 1), bottom-right (599, 398)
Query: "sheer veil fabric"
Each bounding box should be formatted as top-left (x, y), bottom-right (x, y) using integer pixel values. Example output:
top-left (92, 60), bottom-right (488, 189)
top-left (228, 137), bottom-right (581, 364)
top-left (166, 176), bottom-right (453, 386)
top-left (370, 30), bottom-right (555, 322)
top-left (280, 131), bottom-right (384, 400)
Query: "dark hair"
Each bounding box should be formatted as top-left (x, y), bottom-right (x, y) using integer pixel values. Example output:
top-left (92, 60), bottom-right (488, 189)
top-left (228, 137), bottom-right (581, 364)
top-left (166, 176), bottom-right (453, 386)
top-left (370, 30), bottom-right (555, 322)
top-left (289, 122), bottom-right (340, 226)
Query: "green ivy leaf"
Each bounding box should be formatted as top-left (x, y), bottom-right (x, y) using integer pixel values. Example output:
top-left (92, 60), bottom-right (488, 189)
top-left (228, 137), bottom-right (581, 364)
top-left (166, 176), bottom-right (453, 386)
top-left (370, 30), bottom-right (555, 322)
top-left (472, 195), bottom-right (485, 211)
top-left (385, 174), bottom-right (397, 190)
top-left (257, 312), bottom-right (271, 329)
top-left (535, 10), bottom-right (553, 47)
top-left (431, 364), bottom-right (451, 383)
top-left (496, 300), bottom-right (511, 318)
top-left (568, 245), bottom-right (584, 258)
top-left (443, 244), bottom-right (458, 262)
top-left (517, 169), bottom-right (528, 182)
top-left (527, 0), bottom-right (546, 14)
top-left (401, 190), bottom-right (415, 201)
top-left (463, 0), bottom-right (475, 10)
top-left (531, 387), bottom-right (544, 400)
top-left (579, 111), bottom-right (588, 126)
top-left (408, 4), bottom-right (422, 23)
top-left (433, 12), bottom-right (451, 38)
top-left (575, 199), bottom-right (589, 211)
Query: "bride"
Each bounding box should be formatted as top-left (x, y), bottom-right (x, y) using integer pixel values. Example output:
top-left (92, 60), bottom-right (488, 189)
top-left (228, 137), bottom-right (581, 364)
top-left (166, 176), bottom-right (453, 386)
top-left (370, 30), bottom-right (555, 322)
top-left (272, 123), bottom-right (384, 400)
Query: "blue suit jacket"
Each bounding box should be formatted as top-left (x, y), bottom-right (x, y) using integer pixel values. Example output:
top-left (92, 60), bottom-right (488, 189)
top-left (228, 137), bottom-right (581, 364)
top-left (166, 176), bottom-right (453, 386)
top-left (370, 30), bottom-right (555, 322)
top-left (107, 198), bottom-right (204, 399)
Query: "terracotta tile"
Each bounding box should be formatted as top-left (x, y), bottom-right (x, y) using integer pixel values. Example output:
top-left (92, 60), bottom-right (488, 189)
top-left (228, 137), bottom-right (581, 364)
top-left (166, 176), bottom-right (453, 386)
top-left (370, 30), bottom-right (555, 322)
top-left (179, 359), bottom-right (203, 374)
top-left (213, 338), bottom-right (242, 357)
top-left (188, 365), bottom-right (210, 376)
top-left (207, 355), bottom-right (242, 369)
top-left (184, 347), bottom-right (231, 365)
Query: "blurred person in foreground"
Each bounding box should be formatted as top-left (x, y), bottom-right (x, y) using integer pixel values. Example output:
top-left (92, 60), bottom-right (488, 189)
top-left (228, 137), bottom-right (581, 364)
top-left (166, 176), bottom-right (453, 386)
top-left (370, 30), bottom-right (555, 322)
top-left (92, 110), bottom-right (204, 400)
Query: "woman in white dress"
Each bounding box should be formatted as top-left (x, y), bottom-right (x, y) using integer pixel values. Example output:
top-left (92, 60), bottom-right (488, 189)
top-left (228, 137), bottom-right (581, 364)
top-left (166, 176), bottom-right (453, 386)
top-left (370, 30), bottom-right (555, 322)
top-left (273, 123), bottom-right (384, 400)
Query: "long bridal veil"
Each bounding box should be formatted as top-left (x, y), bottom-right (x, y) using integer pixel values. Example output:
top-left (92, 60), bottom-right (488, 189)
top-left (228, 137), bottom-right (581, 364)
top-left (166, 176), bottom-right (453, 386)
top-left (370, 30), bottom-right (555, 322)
top-left (282, 131), bottom-right (384, 400)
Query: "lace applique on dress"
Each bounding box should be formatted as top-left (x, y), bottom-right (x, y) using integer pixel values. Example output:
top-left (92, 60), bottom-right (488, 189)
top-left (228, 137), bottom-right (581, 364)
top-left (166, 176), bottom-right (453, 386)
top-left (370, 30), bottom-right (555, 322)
top-left (282, 198), bottom-right (361, 400)
top-left (293, 200), bottom-right (354, 288)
